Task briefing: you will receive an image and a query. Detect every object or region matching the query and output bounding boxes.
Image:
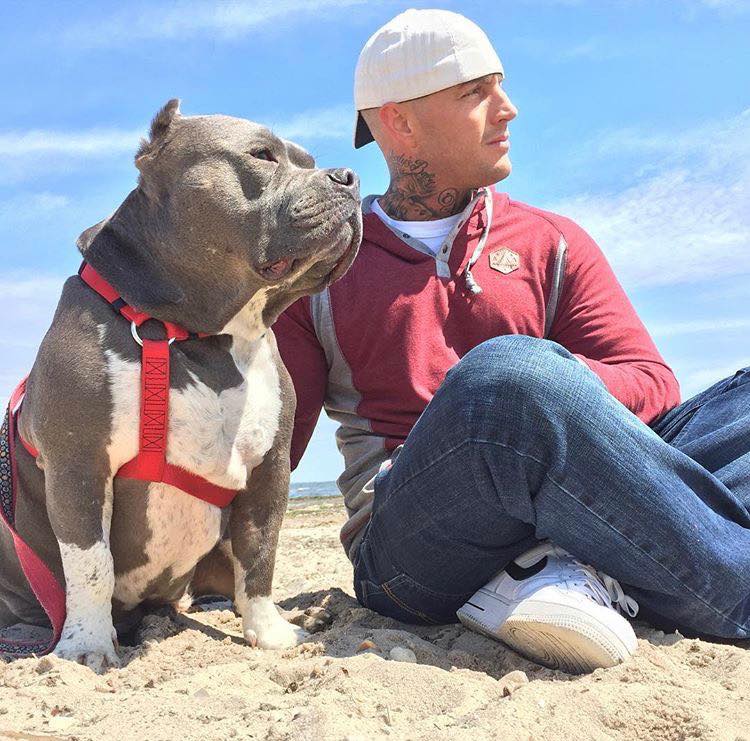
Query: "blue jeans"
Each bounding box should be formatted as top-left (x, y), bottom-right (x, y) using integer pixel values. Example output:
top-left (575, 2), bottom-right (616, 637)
top-left (353, 336), bottom-right (750, 639)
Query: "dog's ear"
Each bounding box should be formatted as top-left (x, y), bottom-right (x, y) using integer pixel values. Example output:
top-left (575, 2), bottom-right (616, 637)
top-left (283, 139), bottom-right (316, 169)
top-left (136, 98), bottom-right (181, 165)
top-left (78, 214), bottom-right (185, 312)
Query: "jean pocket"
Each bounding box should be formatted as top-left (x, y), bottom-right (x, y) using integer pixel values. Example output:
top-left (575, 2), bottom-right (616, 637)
top-left (652, 401), bottom-right (703, 443)
top-left (727, 367), bottom-right (749, 389)
top-left (357, 572), bottom-right (466, 626)
top-left (654, 369), bottom-right (748, 442)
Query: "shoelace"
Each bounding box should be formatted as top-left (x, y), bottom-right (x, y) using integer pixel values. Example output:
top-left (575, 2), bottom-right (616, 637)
top-left (597, 571), bottom-right (640, 617)
top-left (548, 546), bottom-right (640, 618)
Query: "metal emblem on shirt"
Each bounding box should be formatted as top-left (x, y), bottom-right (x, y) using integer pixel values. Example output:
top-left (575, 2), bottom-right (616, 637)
top-left (489, 248), bottom-right (520, 274)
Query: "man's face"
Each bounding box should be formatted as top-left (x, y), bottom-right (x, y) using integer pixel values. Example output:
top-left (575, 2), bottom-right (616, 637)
top-left (405, 74), bottom-right (517, 190)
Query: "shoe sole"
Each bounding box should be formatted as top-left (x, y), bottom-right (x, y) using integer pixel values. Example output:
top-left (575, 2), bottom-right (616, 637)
top-left (457, 597), bottom-right (635, 674)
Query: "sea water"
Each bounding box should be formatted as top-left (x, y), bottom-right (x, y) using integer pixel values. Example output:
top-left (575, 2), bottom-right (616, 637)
top-left (288, 481), bottom-right (338, 499)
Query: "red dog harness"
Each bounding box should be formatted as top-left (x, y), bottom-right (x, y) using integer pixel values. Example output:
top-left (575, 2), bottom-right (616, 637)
top-left (0, 262), bottom-right (241, 656)
top-left (19, 262), bottom-right (240, 507)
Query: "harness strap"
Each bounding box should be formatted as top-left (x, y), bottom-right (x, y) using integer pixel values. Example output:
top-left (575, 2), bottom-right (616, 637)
top-left (116, 336), bottom-right (237, 506)
top-left (78, 263), bottom-right (207, 341)
top-left (1, 263), bottom-right (241, 658)
top-left (118, 460), bottom-right (238, 508)
top-left (134, 338), bottom-right (170, 481)
top-left (21, 263), bottom-right (239, 508)
top-left (0, 379), bottom-right (65, 657)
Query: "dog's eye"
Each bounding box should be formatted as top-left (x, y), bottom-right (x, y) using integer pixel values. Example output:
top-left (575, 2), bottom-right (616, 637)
top-left (252, 149), bottom-right (276, 163)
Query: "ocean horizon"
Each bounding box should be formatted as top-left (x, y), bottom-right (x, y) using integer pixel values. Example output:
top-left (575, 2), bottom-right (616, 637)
top-left (288, 481), bottom-right (339, 499)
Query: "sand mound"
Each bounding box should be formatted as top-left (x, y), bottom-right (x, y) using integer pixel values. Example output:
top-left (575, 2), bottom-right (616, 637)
top-left (0, 498), bottom-right (747, 740)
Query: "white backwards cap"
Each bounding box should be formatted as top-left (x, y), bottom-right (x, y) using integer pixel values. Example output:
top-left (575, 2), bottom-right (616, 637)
top-left (353, 8), bottom-right (504, 148)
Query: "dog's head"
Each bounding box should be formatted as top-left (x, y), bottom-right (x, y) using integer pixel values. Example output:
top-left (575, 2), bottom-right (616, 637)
top-left (79, 99), bottom-right (362, 335)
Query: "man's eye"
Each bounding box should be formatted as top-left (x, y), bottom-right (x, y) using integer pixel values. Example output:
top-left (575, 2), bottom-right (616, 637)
top-left (464, 87), bottom-right (481, 97)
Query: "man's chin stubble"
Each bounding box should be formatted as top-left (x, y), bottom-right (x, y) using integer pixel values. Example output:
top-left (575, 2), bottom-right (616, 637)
top-left (492, 159), bottom-right (512, 182)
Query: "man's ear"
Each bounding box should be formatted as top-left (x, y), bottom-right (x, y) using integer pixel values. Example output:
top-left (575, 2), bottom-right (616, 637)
top-left (135, 98), bottom-right (181, 168)
top-left (379, 102), bottom-right (416, 149)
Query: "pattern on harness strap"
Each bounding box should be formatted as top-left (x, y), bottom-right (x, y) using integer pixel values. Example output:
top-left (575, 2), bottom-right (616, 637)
top-left (1, 410), bottom-right (15, 528)
top-left (0, 407), bottom-right (60, 658)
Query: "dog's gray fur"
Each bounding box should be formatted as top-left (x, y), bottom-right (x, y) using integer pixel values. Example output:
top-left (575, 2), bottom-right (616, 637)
top-left (0, 100), bottom-right (361, 671)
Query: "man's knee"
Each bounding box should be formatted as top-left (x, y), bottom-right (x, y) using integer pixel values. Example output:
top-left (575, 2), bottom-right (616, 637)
top-left (445, 335), bottom-right (576, 404)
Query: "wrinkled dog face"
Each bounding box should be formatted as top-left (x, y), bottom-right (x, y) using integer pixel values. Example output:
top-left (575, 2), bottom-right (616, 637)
top-left (134, 99), bottom-right (362, 331)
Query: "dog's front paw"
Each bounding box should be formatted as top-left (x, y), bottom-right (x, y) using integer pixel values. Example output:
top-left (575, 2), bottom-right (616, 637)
top-left (240, 596), bottom-right (310, 649)
top-left (244, 620), bottom-right (310, 650)
top-left (54, 626), bottom-right (120, 673)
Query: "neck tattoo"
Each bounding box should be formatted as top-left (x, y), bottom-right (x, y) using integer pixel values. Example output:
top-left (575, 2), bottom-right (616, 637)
top-left (379, 153), bottom-right (472, 221)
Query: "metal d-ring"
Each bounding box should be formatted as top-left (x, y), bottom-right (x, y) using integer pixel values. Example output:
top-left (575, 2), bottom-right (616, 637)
top-left (130, 321), bottom-right (176, 347)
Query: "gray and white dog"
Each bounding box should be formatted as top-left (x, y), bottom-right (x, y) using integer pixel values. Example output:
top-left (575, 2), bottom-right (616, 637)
top-left (0, 99), bottom-right (361, 670)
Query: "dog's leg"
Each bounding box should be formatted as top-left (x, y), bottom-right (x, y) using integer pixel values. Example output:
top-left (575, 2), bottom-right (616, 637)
top-left (229, 448), bottom-right (309, 650)
top-left (190, 537), bottom-right (235, 599)
top-left (47, 468), bottom-right (119, 671)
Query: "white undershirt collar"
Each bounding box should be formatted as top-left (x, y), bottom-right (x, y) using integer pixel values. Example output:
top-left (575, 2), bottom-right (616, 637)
top-left (371, 199), bottom-right (463, 255)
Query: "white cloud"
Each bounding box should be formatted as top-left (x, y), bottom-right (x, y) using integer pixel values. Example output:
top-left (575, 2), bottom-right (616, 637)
top-left (0, 192), bottom-right (70, 221)
top-left (560, 36), bottom-right (623, 60)
top-left (59, 0), bottom-right (366, 47)
top-left (0, 105), bottom-right (350, 164)
top-left (0, 129), bottom-right (142, 158)
top-left (0, 103), bottom-right (350, 184)
top-left (547, 108), bottom-right (750, 289)
top-left (0, 275), bottom-right (66, 302)
top-left (696, 278), bottom-right (750, 303)
top-left (514, 0), bottom-right (587, 5)
top-left (515, 0), bottom-right (749, 11)
top-left (694, 0), bottom-right (750, 13)
top-left (579, 109), bottom-right (750, 162)
top-left (272, 104), bottom-right (353, 142)
top-left (613, 0), bottom-right (744, 8)
top-left (0, 128), bottom-right (142, 185)
top-left (679, 359), bottom-right (747, 399)
top-left (513, 34), bottom-right (625, 61)
top-left (650, 318), bottom-right (750, 337)
top-left (0, 275), bottom-right (66, 401)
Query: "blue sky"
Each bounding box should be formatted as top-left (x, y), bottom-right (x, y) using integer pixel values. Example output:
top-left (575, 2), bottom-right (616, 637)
top-left (1, 0), bottom-right (749, 483)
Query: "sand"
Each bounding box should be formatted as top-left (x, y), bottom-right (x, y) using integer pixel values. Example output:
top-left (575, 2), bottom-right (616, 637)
top-left (0, 497), bottom-right (748, 741)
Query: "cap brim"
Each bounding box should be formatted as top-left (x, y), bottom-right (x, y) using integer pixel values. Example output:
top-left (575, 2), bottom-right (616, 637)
top-left (353, 111), bottom-right (374, 149)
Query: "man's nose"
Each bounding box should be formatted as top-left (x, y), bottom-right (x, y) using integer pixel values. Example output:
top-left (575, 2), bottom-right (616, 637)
top-left (502, 93), bottom-right (518, 121)
top-left (492, 84), bottom-right (518, 123)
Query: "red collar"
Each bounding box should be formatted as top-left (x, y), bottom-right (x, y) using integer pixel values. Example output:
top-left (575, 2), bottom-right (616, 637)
top-left (78, 262), bottom-right (209, 342)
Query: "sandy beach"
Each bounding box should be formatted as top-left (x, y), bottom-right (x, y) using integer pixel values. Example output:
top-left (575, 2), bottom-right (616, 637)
top-left (0, 496), bottom-right (748, 741)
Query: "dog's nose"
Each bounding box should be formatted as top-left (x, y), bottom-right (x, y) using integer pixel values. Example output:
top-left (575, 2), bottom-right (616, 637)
top-left (326, 168), bottom-right (358, 188)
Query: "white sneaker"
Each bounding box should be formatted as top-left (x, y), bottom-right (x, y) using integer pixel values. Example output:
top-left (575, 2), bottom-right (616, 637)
top-left (456, 542), bottom-right (639, 674)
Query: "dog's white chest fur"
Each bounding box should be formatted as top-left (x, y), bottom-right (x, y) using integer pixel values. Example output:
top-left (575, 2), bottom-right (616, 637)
top-left (164, 335), bottom-right (283, 488)
top-left (103, 329), bottom-right (282, 606)
top-left (105, 331), bottom-right (282, 486)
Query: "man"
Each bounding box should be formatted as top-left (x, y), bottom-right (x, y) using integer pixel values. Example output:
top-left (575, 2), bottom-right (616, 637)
top-left (275, 9), bottom-right (750, 674)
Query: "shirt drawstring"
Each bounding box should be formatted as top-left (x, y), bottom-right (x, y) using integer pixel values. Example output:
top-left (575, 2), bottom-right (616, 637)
top-left (463, 187), bottom-right (494, 295)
